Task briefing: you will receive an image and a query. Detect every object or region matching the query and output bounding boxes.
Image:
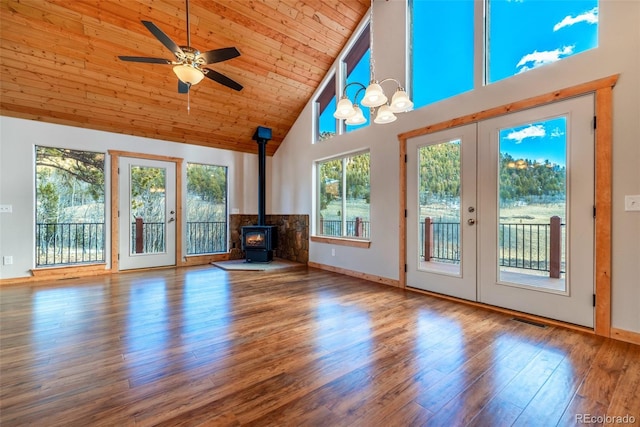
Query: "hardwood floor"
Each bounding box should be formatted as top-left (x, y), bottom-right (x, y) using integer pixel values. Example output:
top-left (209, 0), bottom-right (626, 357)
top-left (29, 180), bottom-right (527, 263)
top-left (1, 266), bottom-right (638, 426)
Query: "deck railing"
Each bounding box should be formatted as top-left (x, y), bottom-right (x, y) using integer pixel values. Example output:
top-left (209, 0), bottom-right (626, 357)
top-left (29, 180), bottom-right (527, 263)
top-left (36, 220), bottom-right (228, 266)
top-left (420, 216), bottom-right (565, 277)
top-left (36, 222), bottom-right (105, 266)
top-left (319, 218), bottom-right (370, 239)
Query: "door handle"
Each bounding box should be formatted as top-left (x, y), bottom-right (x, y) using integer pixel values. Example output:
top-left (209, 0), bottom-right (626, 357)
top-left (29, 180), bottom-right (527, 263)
top-left (168, 218), bottom-right (175, 223)
top-left (467, 218), bottom-right (476, 225)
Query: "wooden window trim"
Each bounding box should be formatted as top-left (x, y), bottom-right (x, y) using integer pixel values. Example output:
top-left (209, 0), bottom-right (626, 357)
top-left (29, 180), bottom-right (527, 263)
top-left (398, 74), bottom-right (618, 337)
top-left (311, 236), bottom-right (371, 249)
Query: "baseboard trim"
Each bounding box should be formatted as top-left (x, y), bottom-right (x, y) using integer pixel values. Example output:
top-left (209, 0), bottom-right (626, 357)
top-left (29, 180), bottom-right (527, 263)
top-left (1, 264), bottom-right (110, 286)
top-left (308, 262), bottom-right (400, 288)
top-left (406, 286), bottom-right (596, 335)
top-left (611, 328), bottom-right (640, 346)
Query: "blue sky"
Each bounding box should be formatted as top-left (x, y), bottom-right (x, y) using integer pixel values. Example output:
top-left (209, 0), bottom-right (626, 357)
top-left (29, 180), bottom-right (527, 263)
top-left (499, 117), bottom-right (567, 166)
top-left (322, 0), bottom-right (599, 154)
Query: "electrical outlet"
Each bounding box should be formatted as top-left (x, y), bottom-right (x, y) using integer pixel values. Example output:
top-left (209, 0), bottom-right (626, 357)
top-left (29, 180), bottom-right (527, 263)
top-left (625, 195), bottom-right (640, 211)
top-left (3, 256), bottom-right (13, 265)
top-left (0, 205), bottom-right (12, 213)
top-left (331, 248), bottom-right (335, 256)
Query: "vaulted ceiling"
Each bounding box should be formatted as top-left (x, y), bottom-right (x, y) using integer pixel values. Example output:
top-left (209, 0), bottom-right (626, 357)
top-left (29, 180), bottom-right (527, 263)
top-left (0, 0), bottom-right (370, 156)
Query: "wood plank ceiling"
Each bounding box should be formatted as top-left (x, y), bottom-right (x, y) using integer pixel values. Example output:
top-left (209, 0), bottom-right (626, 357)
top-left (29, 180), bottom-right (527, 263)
top-left (0, 0), bottom-right (370, 155)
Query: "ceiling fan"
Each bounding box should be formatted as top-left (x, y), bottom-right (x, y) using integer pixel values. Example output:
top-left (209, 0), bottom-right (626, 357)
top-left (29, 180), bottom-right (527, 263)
top-left (118, 0), bottom-right (243, 93)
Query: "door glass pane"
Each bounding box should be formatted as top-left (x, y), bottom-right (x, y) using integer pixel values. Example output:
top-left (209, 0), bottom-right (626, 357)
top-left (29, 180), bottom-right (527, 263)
top-left (130, 166), bottom-right (166, 254)
top-left (498, 117), bottom-right (567, 291)
top-left (418, 140), bottom-right (461, 275)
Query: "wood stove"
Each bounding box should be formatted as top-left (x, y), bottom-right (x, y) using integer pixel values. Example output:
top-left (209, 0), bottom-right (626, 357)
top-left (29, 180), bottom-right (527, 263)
top-left (241, 126), bottom-right (278, 262)
top-left (242, 225), bottom-right (278, 262)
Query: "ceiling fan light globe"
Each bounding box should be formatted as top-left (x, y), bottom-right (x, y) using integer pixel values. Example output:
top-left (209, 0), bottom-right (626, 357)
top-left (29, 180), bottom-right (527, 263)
top-left (173, 64), bottom-right (205, 85)
top-left (361, 82), bottom-right (387, 108)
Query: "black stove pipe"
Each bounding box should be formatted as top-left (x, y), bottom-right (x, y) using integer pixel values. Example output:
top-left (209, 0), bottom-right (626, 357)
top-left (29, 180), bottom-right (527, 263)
top-left (252, 126), bottom-right (272, 226)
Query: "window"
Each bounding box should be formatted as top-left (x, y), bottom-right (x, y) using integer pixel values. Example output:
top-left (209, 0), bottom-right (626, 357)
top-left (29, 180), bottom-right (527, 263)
top-left (316, 74), bottom-right (337, 142)
top-left (186, 163), bottom-right (227, 254)
top-left (317, 152), bottom-right (370, 239)
top-left (343, 23), bottom-right (371, 133)
top-left (487, 0), bottom-right (598, 83)
top-left (35, 146), bottom-right (105, 266)
top-left (410, 0), bottom-right (599, 107)
top-left (411, 0), bottom-right (474, 110)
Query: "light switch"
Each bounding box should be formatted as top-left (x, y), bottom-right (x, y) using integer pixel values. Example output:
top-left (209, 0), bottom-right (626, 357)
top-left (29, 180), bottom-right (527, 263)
top-left (0, 205), bottom-right (12, 213)
top-left (625, 195), bottom-right (640, 211)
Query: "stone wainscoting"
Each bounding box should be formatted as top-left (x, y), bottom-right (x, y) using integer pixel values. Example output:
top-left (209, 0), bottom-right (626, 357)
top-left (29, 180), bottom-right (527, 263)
top-left (229, 214), bottom-right (309, 263)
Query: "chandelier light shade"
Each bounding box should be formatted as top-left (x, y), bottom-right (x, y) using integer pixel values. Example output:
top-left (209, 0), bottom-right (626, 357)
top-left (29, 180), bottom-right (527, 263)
top-left (334, 96), bottom-right (357, 119)
top-left (374, 104), bottom-right (397, 124)
top-left (361, 81), bottom-right (387, 108)
top-left (173, 64), bottom-right (205, 85)
top-left (390, 88), bottom-right (413, 113)
top-left (345, 105), bottom-right (367, 125)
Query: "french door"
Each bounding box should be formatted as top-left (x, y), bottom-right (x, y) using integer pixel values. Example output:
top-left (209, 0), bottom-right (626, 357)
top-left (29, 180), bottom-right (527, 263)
top-left (118, 157), bottom-right (176, 270)
top-left (406, 124), bottom-right (477, 301)
top-left (406, 95), bottom-right (595, 327)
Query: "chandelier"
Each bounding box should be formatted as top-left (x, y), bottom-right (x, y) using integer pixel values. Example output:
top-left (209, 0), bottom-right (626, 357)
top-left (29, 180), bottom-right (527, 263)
top-left (333, 0), bottom-right (413, 125)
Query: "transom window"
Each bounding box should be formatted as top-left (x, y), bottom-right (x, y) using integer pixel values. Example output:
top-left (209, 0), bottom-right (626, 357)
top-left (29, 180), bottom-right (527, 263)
top-left (410, 0), bottom-right (599, 109)
top-left (314, 20), bottom-right (371, 142)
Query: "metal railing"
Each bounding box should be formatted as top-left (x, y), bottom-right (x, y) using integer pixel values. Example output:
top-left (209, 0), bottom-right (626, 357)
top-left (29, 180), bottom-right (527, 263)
top-left (420, 217), bottom-right (566, 276)
top-left (35, 220), bottom-right (228, 266)
top-left (186, 221), bottom-right (226, 255)
top-left (319, 218), bottom-right (370, 239)
top-left (36, 222), bottom-right (105, 266)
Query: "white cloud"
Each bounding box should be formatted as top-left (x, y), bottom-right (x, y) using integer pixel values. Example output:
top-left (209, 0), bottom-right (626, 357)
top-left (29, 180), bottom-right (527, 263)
top-left (550, 127), bottom-right (565, 138)
top-left (516, 45), bottom-right (574, 74)
top-left (505, 124), bottom-right (546, 144)
top-left (554, 7), bottom-right (599, 32)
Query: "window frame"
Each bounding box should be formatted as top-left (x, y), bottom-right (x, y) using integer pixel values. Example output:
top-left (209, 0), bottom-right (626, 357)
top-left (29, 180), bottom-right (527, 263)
top-left (314, 150), bottom-right (371, 246)
top-left (34, 145), bottom-right (107, 267)
top-left (185, 162), bottom-right (229, 255)
top-left (409, 0), bottom-right (599, 109)
top-left (313, 13), bottom-right (372, 142)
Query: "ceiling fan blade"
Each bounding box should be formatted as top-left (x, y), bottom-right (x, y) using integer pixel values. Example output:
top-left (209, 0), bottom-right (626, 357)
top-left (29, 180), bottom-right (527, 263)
top-left (178, 80), bottom-right (190, 94)
top-left (118, 56), bottom-right (171, 64)
top-left (202, 68), bottom-right (242, 91)
top-left (197, 47), bottom-right (241, 64)
top-left (141, 20), bottom-right (184, 57)
top-left (203, 68), bottom-right (243, 91)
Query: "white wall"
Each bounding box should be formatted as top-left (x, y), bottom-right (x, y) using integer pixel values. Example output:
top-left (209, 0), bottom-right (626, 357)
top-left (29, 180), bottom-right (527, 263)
top-left (272, 0), bottom-right (640, 333)
top-left (0, 117), bottom-right (260, 279)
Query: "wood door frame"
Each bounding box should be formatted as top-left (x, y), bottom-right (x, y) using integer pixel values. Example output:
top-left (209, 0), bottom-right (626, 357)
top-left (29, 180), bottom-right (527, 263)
top-left (398, 74), bottom-right (618, 337)
top-left (109, 150), bottom-right (184, 272)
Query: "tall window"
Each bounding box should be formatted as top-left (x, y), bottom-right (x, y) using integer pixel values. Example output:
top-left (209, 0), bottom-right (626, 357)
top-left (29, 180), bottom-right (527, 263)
top-left (35, 147), bottom-right (105, 266)
top-left (186, 163), bottom-right (227, 254)
top-left (317, 152), bottom-right (370, 239)
top-left (316, 74), bottom-right (337, 142)
top-left (411, 0), bottom-right (474, 110)
top-left (343, 23), bottom-right (371, 133)
top-left (487, 0), bottom-right (598, 83)
top-left (410, 0), bottom-right (599, 107)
